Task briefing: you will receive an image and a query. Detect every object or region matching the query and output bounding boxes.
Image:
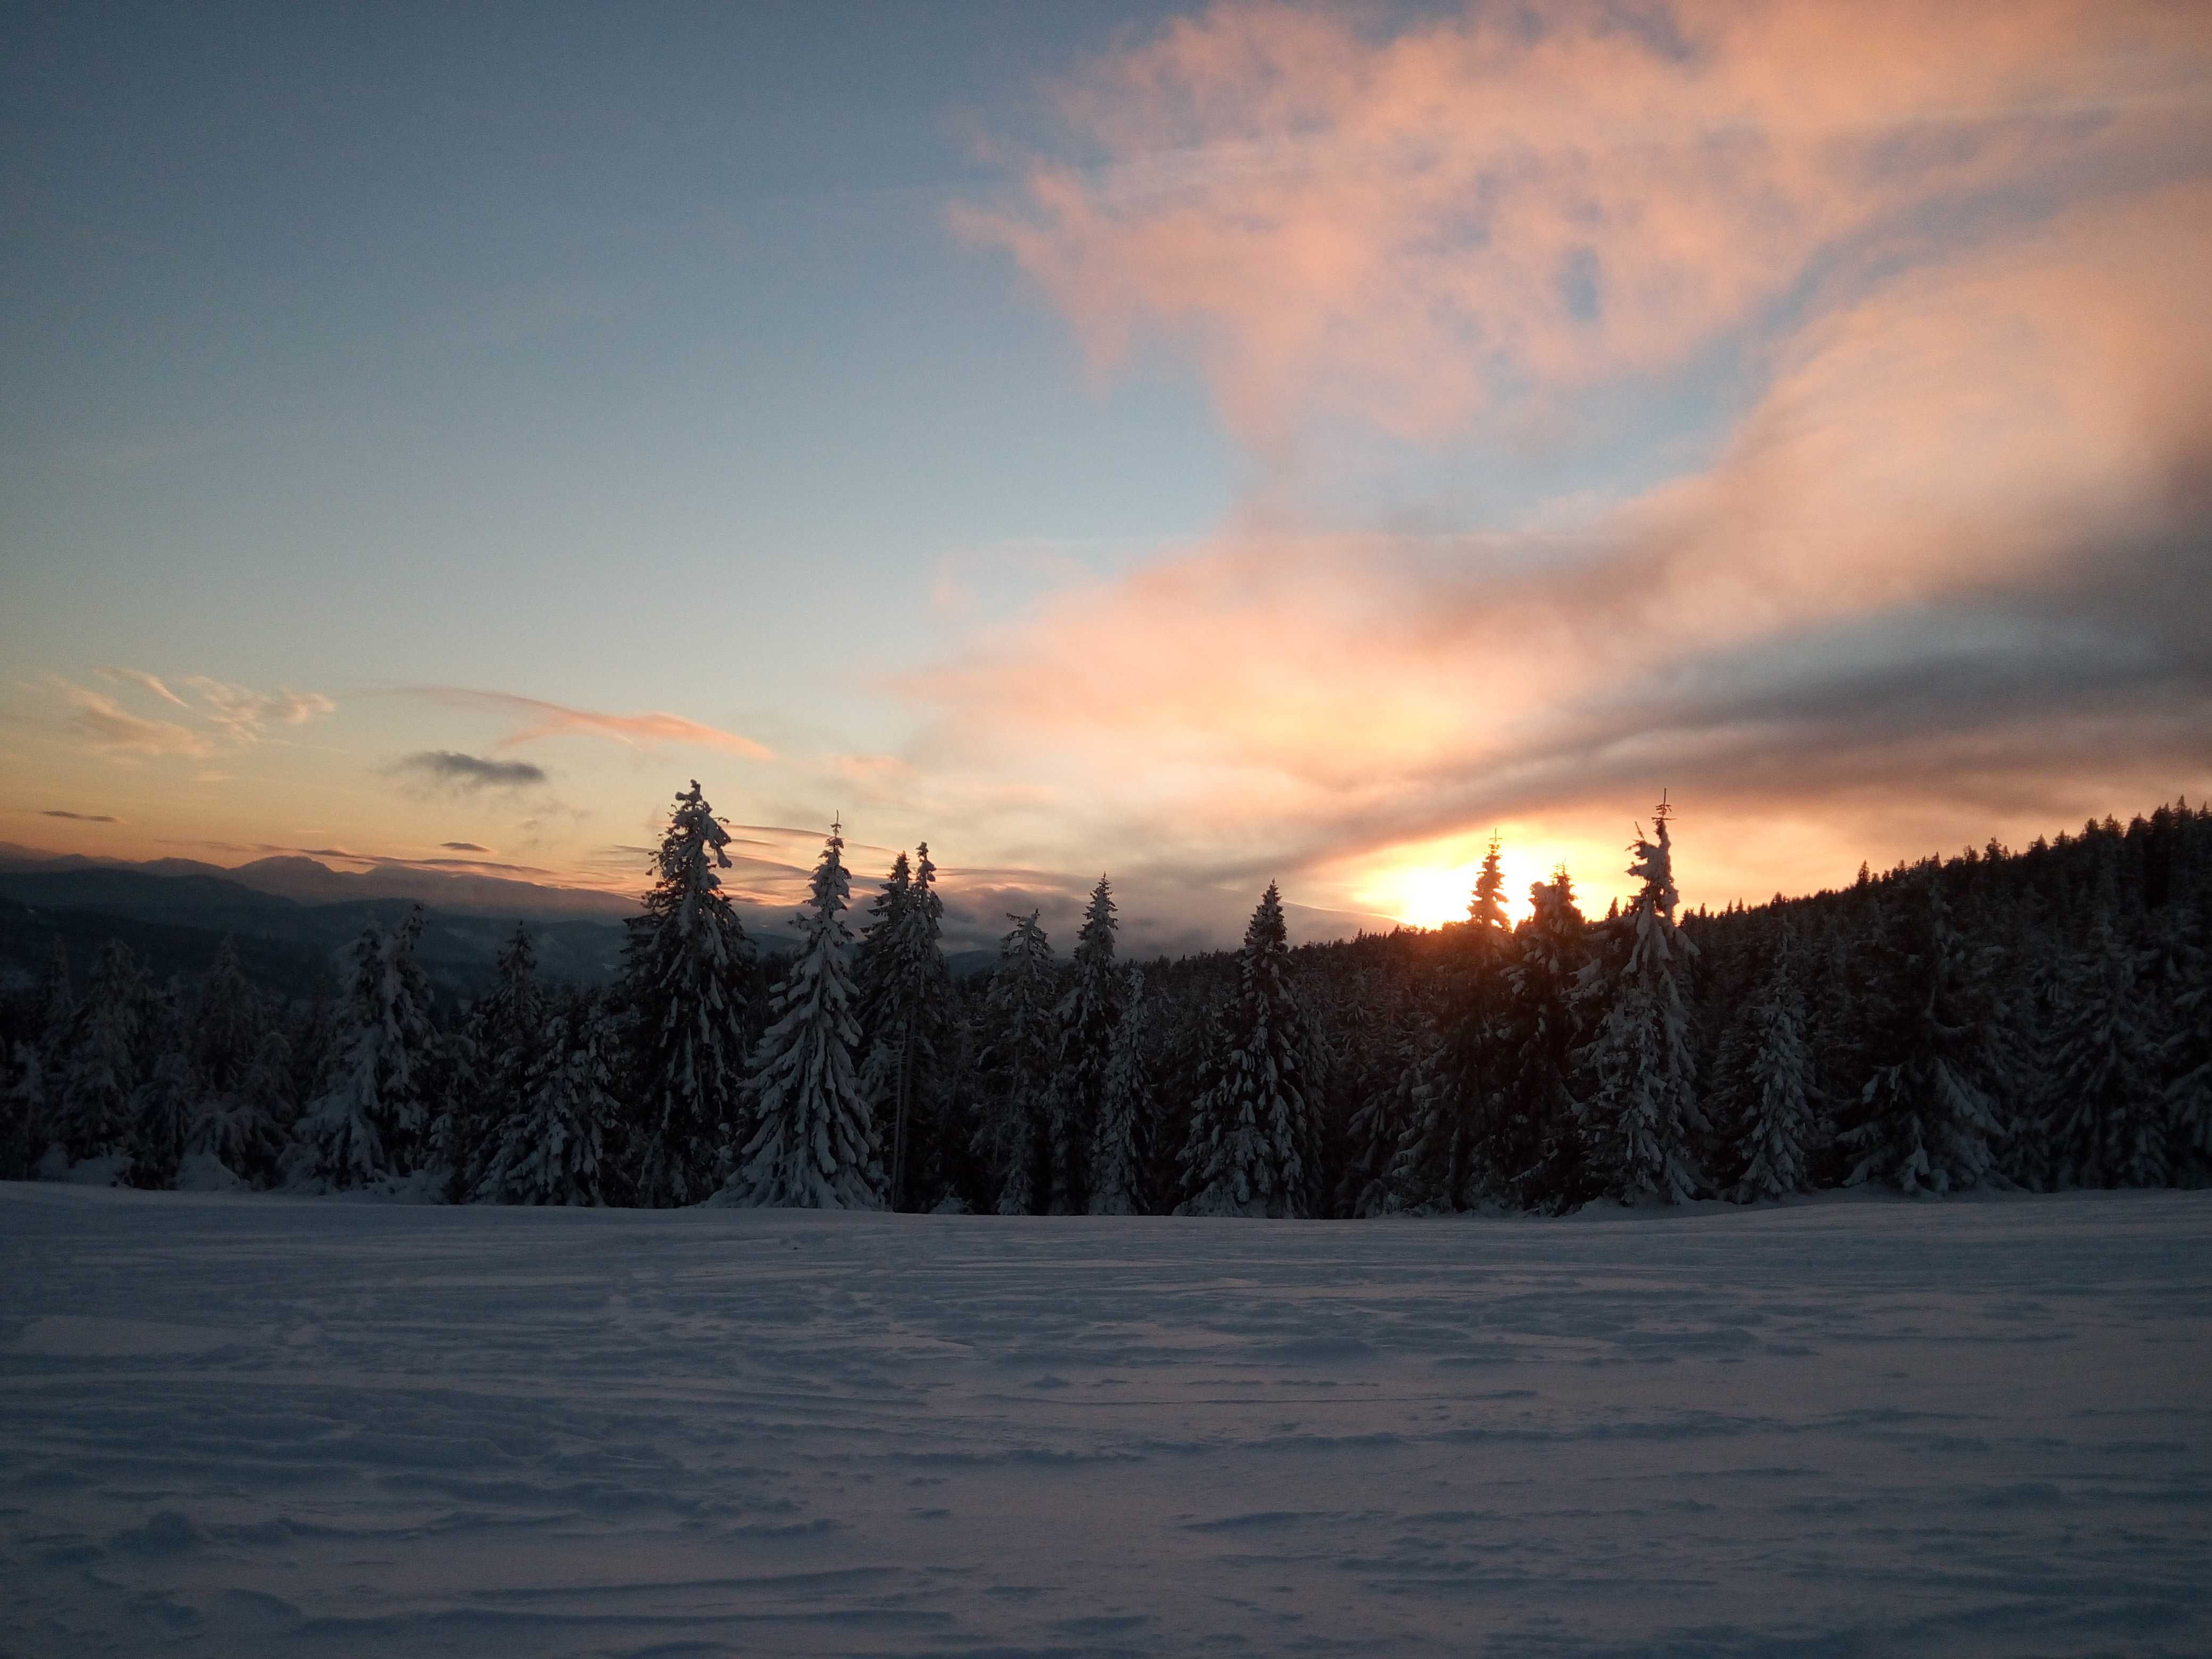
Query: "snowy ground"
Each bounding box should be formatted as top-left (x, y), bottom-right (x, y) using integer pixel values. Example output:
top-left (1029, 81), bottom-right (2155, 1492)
top-left (3, 1186), bottom-right (2208, 1658)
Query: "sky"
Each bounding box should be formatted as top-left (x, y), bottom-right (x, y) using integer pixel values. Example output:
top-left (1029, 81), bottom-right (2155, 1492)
top-left (4, 0), bottom-right (2210, 954)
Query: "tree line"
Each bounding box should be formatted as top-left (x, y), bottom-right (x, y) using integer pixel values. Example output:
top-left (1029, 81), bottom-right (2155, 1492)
top-left (4, 783), bottom-right (2207, 1213)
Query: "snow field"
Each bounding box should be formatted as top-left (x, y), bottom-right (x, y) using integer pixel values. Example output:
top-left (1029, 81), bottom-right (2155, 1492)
top-left (3, 1184), bottom-right (2209, 1656)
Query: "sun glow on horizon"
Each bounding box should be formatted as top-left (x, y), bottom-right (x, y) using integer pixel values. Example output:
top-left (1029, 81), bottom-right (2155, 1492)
top-left (1364, 842), bottom-right (1551, 931)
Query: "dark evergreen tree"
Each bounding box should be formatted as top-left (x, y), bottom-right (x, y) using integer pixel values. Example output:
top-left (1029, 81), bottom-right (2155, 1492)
top-left (975, 911), bottom-right (1058, 1214)
top-left (454, 924), bottom-right (546, 1201)
top-left (1053, 875), bottom-right (1121, 1214)
top-left (1499, 870), bottom-right (1591, 1210)
top-left (1390, 835), bottom-right (1516, 1211)
top-left (1087, 964), bottom-right (1157, 1214)
top-left (292, 910), bottom-right (439, 1190)
top-left (1838, 877), bottom-right (2006, 1195)
top-left (479, 988), bottom-right (620, 1205)
top-left (1176, 884), bottom-right (1322, 1218)
top-left (58, 940), bottom-right (148, 1168)
top-left (2047, 903), bottom-right (2167, 1188)
top-left (1722, 932), bottom-right (1818, 1201)
top-left (1581, 807), bottom-right (1707, 1205)
top-left (728, 821), bottom-right (878, 1209)
top-left (855, 844), bottom-right (957, 1210)
top-left (623, 781), bottom-right (756, 1206)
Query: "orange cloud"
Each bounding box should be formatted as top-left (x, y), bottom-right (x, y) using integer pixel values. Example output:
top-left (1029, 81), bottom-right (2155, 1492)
top-left (958, 0), bottom-right (2211, 447)
top-left (408, 686), bottom-right (775, 760)
top-left (54, 680), bottom-right (214, 759)
top-left (916, 179), bottom-right (2212, 912)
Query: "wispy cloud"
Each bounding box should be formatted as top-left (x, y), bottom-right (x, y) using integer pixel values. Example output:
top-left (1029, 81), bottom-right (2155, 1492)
top-left (406, 686), bottom-right (775, 760)
top-left (58, 669), bottom-right (335, 755)
top-left (95, 666), bottom-right (186, 708)
top-left (37, 809), bottom-right (120, 824)
top-left (179, 677), bottom-right (336, 743)
top-left (390, 749), bottom-right (550, 793)
top-left (55, 680), bottom-right (215, 758)
top-left (441, 840), bottom-right (492, 852)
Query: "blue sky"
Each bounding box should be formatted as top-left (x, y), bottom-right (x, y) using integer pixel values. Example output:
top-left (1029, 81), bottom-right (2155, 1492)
top-left (6, 2), bottom-right (2209, 952)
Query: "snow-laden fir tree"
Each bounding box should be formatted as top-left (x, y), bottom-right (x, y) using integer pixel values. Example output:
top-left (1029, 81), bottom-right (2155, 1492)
top-left (852, 850), bottom-right (914, 1144)
top-left (975, 910), bottom-right (1057, 1215)
top-left (453, 924), bottom-right (546, 1200)
top-left (624, 781), bottom-right (755, 1206)
top-left (854, 844), bottom-right (956, 1210)
top-left (726, 820), bottom-right (879, 1209)
top-left (179, 936), bottom-right (288, 1185)
top-left (1387, 835), bottom-right (1515, 1212)
top-left (132, 996), bottom-right (196, 1188)
top-left (2156, 891), bottom-right (2210, 1186)
top-left (292, 909), bottom-right (439, 1191)
top-left (1724, 931), bottom-right (1818, 1201)
top-left (477, 988), bottom-right (619, 1206)
top-left (1580, 805), bottom-right (1708, 1205)
top-left (1500, 869), bottom-right (1591, 1210)
top-left (2046, 902), bottom-right (2167, 1188)
top-left (1086, 963), bottom-right (1155, 1214)
top-left (1176, 883), bottom-right (1322, 1218)
top-left (5, 941), bottom-right (74, 1177)
top-left (57, 939), bottom-right (148, 1167)
top-left (1052, 876), bottom-right (1121, 1213)
top-left (1838, 876), bottom-right (2006, 1195)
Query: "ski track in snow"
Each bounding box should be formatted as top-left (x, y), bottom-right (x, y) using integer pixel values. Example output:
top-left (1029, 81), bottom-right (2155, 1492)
top-left (2, 1186), bottom-right (2208, 1657)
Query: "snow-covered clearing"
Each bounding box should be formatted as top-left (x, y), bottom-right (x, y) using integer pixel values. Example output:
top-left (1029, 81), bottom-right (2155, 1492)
top-left (3, 1186), bottom-right (2208, 1657)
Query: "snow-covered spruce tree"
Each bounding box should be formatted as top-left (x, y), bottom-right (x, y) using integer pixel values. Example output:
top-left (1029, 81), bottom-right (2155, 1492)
top-left (2046, 905), bottom-right (2167, 1188)
top-left (478, 988), bottom-right (619, 1205)
top-left (1724, 933), bottom-right (1819, 1201)
top-left (2155, 890), bottom-right (2210, 1186)
top-left (131, 992), bottom-right (196, 1189)
top-left (854, 845), bottom-right (957, 1210)
top-left (57, 939), bottom-right (149, 1168)
top-left (1389, 836), bottom-right (1515, 1212)
top-left (623, 781), bottom-right (756, 1206)
top-left (1176, 883), bottom-right (1323, 1219)
top-left (1499, 869), bottom-right (1592, 1211)
top-left (726, 821), bottom-right (879, 1209)
top-left (2, 1038), bottom-right (41, 1181)
top-left (1052, 876), bottom-right (1121, 1214)
top-left (292, 909), bottom-right (439, 1191)
top-left (454, 924), bottom-right (546, 1201)
top-left (1086, 964), bottom-right (1156, 1214)
top-left (1837, 876), bottom-right (2006, 1195)
top-left (180, 936), bottom-right (288, 1186)
top-left (203, 1030), bottom-right (295, 1188)
top-left (853, 851), bottom-right (911, 1015)
top-left (974, 910), bottom-right (1058, 1215)
top-left (1580, 809), bottom-right (1708, 1205)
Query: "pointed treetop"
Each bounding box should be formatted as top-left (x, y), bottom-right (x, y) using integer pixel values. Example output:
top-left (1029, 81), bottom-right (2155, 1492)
top-left (1469, 831), bottom-right (1509, 931)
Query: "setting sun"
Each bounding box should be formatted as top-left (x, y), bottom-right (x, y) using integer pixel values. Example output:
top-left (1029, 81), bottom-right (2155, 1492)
top-left (1363, 841), bottom-right (1552, 930)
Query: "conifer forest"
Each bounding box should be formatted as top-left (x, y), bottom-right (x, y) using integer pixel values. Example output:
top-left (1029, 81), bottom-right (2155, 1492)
top-left (6, 783), bottom-right (2209, 1218)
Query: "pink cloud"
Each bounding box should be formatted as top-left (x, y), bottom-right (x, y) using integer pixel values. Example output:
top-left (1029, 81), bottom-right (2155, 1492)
top-left (958, 0), bottom-right (2211, 448)
top-left (408, 686), bottom-right (775, 760)
top-left (914, 179), bottom-right (2212, 911)
top-left (54, 680), bottom-right (214, 759)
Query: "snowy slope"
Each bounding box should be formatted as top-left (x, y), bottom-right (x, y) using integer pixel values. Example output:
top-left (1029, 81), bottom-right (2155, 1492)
top-left (3, 1186), bottom-right (2208, 1656)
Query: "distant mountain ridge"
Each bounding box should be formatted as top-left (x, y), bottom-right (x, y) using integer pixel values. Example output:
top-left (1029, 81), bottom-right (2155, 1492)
top-left (0, 848), bottom-right (819, 1003)
top-left (0, 841), bottom-right (637, 921)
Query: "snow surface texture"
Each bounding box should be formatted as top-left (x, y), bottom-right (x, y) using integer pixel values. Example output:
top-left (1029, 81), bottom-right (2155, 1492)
top-left (3, 1186), bottom-right (2208, 1657)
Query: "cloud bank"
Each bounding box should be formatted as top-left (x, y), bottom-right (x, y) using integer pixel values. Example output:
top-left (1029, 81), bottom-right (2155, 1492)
top-left (936, 0), bottom-right (2212, 925)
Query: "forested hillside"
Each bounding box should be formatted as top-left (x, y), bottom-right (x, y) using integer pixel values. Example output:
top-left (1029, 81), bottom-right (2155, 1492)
top-left (5, 785), bottom-right (2205, 1213)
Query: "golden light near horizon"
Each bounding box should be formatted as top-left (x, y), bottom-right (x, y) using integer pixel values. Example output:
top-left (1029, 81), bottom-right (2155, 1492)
top-left (1363, 841), bottom-right (1551, 931)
